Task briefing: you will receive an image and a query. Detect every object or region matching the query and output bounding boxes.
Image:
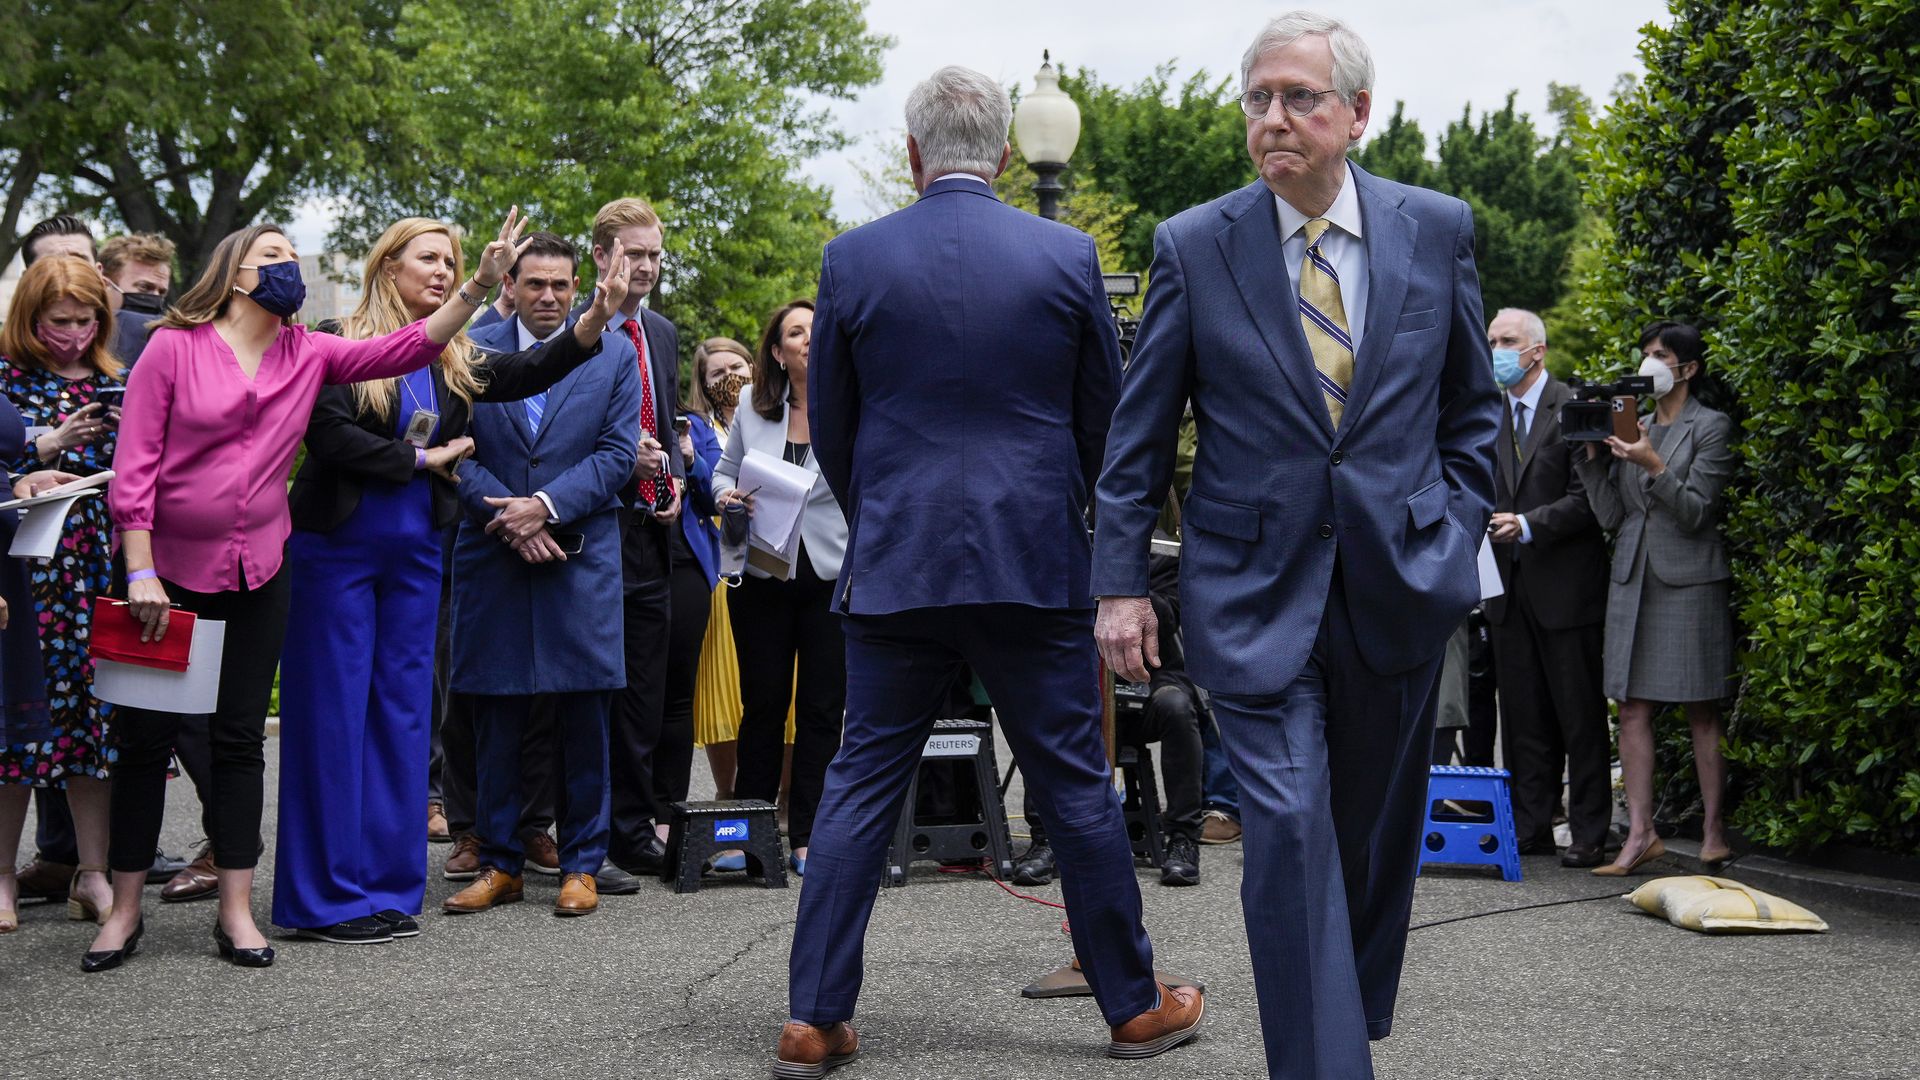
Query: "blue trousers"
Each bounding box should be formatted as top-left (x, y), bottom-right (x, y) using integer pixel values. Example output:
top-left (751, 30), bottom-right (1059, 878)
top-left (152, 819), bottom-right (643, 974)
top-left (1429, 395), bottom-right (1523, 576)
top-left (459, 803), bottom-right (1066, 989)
top-left (273, 479), bottom-right (439, 929)
top-left (472, 692), bottom-right (610, 876)
top-left (790, 604), bottom-right (1158, 1028)
top-left (1210, 576), bottom-right (1444, 1080)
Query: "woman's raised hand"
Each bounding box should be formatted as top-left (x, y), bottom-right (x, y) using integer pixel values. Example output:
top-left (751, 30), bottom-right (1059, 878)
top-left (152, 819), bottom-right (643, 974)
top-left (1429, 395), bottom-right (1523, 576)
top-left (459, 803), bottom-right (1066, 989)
top-left (475, 206), bottom-right (534, 289)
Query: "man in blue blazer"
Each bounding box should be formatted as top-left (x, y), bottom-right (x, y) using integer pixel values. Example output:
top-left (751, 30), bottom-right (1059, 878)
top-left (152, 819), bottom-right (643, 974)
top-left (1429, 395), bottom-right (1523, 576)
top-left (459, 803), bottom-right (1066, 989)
top-left (775, 65), bottom-right (1201, 1078)
top-left (1093, 15), bottom-right (1500, 1080)
top-left (441, 235), bottom-right (641, 919)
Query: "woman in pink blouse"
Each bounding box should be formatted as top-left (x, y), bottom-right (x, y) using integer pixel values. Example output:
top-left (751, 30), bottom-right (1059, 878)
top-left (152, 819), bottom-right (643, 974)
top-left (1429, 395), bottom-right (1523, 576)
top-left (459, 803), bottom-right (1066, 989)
top-left (84, 212), bottom-right (533, 972)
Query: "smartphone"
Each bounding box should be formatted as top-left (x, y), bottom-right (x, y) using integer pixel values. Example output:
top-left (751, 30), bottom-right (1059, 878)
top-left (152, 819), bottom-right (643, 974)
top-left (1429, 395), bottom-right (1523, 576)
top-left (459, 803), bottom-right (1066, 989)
top-left (93, 386), bottom-right (126, 425)
top-left (553, 532), bottom-right (585, 556)
top-left (672, 415), bottom-right (690, 435)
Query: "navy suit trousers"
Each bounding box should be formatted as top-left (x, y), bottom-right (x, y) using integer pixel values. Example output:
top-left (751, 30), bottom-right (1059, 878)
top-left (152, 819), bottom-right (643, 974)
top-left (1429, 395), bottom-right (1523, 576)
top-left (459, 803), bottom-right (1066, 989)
top-left (1209, 572), bottom-right (1443, 1080)
top-left (789, 604), bottom-right (1158, 1027)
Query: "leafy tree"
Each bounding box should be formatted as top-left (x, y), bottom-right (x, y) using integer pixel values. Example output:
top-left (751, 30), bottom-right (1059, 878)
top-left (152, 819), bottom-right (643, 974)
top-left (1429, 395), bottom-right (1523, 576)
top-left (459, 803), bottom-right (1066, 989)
top-left (2, 0), bottom-right (409, 271)
top-left (1578, 0), bottom-right (1920, 855)
top-left (334, 0), bottom-right (885, 347)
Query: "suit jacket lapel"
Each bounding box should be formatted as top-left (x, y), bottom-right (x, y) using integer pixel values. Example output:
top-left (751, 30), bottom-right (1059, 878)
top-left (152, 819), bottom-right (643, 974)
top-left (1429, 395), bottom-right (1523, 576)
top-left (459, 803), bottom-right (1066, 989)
top-left (1495, 402), bottom-right (1518, 495)
top-left (1513, 379), bottom-right (1563, 488)
top-left (531, 366), bottom-right (585, 450)
top-left (500, 318), bottom-right (541, 451)
top-left (641, 311), bottom-right (673, 434)
top-left (1334, 166), bottom-right (1415, 442)
top-left (1216, 182), bottom-right (1333, 441)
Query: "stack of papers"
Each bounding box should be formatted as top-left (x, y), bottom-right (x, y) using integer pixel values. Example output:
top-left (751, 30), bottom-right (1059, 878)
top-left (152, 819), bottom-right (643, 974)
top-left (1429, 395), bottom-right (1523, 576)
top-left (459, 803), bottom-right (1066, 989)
top-left (0, 470), bottom-right (114, 560)
top-left (732, 449), bottom-right (815, 581)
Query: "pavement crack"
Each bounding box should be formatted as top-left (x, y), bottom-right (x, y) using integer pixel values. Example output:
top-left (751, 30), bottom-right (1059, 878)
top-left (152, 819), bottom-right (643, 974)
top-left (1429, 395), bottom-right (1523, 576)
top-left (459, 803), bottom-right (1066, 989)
top-left (633, 919), bottom-right (786, 1041)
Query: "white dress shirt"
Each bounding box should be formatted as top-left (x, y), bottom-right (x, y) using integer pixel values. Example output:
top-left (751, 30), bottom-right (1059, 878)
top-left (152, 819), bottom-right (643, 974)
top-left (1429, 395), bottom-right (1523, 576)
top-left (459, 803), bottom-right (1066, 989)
top-left (1507, 370), bottom-right (1549, 544)
top-left (932, 172), bottom-right (994, 188)
top-left (1275, 161), bottom-right (1369, 358)
top-left (515, 317), bottom-right (566, 353)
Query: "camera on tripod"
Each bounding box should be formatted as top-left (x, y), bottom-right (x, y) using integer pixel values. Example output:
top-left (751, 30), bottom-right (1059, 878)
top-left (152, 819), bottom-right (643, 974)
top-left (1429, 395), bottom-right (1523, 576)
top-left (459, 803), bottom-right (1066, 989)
top-left (1562, 374), bottom-right (1655, 443)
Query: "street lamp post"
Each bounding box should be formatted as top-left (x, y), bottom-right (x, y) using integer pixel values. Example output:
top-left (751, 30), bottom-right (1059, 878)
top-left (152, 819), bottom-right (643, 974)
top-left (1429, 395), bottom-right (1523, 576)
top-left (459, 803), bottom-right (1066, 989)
top-left (1012, 50), bottom-right (1081, 222)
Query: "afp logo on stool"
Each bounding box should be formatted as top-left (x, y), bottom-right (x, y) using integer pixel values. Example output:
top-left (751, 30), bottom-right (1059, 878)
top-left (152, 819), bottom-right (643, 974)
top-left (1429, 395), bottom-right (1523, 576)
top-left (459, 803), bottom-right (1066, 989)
top-left (715, 819), bottom-right (750, 843)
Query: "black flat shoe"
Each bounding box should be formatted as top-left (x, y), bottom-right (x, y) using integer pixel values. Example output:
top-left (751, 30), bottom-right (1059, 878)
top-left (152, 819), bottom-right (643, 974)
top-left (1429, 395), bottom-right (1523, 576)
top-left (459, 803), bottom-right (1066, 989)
top-left (373, 909), bottom-right (421, 938)
top-left (294, 916), bottom-right (393, 944)
top-left (214, 924), bottom-right (275, 968)
top-left (80, 919), bottom-right (144, 973)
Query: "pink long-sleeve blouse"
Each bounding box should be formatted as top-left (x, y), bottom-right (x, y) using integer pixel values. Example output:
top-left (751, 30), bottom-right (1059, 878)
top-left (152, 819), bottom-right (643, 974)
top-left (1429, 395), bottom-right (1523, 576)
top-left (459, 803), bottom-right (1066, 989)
top-left (110, 319), bottom-right (444, 593)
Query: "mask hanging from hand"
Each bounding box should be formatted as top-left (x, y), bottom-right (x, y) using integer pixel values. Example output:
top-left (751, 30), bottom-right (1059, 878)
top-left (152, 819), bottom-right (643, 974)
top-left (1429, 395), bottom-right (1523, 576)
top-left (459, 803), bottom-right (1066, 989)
top-left (235, 261), bottom-right (307, 317)
top-left (37, 321), bottom-right (98, 364)
top-left (1637, 356), bottom-right (1677, 398)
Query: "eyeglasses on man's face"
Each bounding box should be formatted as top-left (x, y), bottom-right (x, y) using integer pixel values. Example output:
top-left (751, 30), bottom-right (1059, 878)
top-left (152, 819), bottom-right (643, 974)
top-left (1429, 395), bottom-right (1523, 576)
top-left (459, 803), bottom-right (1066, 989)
top-left (1240, 85), bottom-right (1341, 120)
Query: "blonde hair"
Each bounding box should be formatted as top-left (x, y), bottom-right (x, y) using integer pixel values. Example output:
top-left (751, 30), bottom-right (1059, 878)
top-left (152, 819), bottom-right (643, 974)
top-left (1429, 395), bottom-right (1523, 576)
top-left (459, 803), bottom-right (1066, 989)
top-left (688, 336), bottom-right (751, 426)
top-left (591, 197), bottom-right (662, 257)
top-left (342, 219), bottom-right (483, 421)
top-left (0, 254), bottom-right (124, 379)
top-left (99, 232), bottom-right (177, 278)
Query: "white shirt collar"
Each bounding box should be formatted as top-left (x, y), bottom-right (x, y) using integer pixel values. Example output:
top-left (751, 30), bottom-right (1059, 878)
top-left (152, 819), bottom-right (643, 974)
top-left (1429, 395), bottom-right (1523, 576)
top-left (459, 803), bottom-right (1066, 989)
top-left (1510, 367), bottom-right (1548, 416)
top-left (932, 172), bottom-right (994, 188)
top-left (515, 316), bottom-right (567, 353)
top-left (1275, 161), bottom-right (1363, 244)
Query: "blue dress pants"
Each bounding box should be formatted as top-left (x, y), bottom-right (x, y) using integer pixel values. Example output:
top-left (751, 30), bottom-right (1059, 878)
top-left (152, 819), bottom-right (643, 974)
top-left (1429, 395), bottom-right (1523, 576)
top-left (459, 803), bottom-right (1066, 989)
top-left (789, 603), bottom-right (1158, 1028)
top-left (472, 692), bottom-right (611, 876)
top-left (273, 478), bottom-right (439, 929)
top-left (1209, 573), bottom-right (1444, 1080)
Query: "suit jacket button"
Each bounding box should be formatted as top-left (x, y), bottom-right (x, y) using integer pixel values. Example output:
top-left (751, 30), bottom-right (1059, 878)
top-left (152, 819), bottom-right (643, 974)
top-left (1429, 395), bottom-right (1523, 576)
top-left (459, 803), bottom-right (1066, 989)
top-left (1330, 450), bottom-right (1344, 465)
top-left (1318, 523), bottom-right (1335, 539)
top-left (529, 456), bottom-right (542, 468)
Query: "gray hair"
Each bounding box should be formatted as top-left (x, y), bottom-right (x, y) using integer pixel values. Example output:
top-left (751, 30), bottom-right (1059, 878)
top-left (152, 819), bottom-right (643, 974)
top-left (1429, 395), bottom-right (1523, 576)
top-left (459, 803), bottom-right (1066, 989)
top-left (1497, 307), bottom-right (1548, 346)
top-left (1240, 11), bottom-right (1376, 104)
top-left (905, 66), bottom-right (1013, 178)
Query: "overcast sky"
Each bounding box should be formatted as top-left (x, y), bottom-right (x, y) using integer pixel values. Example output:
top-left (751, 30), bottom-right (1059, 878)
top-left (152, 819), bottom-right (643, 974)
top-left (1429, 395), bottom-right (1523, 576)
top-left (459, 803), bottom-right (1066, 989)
top-left (293, 0), bottom-right (1673, 247)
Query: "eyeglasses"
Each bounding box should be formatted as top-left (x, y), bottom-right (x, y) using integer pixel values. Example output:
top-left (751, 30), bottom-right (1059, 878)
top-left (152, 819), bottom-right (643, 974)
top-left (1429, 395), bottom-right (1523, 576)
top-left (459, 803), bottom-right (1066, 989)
top-left (1239, 86), bottom-right (1341, 120)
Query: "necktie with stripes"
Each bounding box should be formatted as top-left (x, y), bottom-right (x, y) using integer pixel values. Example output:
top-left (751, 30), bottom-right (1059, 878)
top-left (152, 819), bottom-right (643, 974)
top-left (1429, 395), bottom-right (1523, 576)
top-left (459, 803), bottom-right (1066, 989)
top-left (1298, 217), bottom-right (1354, 429)
top-left (525, 391), bottom-right (547, 434)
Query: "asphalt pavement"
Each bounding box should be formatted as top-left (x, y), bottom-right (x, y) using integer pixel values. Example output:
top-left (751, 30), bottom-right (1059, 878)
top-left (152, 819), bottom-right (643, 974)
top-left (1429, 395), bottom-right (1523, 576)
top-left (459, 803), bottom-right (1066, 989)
top-left (5, 738), bottom-right (1916, 1080)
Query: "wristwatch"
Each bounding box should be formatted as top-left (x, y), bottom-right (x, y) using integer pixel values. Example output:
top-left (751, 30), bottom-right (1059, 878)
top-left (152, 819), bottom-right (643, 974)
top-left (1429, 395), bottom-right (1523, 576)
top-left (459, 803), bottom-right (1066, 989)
top-left (457, 284), bottom-right (489, 307)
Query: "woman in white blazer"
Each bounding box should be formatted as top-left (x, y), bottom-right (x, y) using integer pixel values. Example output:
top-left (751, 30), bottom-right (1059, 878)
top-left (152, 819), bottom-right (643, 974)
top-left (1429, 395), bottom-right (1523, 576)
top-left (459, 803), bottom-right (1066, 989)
top-left (712, 300), bottom-right (848, 874)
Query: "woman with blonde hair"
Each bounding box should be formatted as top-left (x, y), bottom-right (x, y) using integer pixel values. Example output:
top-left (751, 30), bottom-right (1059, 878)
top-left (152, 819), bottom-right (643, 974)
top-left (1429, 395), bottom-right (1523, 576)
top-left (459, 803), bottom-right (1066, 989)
top-left (271, 217), bottom-right (628, 944)
top-left (90, 210), bottom-right (529, 971)
top-left (0, 255), bottom-right (122, 930)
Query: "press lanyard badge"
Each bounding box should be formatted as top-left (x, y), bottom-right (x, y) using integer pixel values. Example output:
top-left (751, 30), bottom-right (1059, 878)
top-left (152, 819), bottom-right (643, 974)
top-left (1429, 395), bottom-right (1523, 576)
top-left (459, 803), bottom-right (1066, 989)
top-left (404, 409), bottom-right (439, 448)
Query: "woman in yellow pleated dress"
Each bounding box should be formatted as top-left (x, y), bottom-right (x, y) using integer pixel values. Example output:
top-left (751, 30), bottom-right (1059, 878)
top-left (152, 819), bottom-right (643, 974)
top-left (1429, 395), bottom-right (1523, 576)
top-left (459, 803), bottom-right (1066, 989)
top-left (688, 339), bottom-right (795, 808)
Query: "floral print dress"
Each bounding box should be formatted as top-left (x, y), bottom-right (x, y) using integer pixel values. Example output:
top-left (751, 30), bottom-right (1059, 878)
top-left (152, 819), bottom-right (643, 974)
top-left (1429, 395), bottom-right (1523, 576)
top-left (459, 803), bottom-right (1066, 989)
top-left (0, 360), bottom-right (117, 785)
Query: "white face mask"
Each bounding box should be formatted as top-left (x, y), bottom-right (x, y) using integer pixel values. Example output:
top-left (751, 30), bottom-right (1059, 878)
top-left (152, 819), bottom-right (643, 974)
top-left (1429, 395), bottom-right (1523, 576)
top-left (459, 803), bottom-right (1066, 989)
top-left (1638, 356), bottom-right (1677, 399)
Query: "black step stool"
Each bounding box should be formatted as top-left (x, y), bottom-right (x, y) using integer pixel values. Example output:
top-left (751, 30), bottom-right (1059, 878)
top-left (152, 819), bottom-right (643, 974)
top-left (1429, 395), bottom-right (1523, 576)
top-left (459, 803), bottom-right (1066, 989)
top-left (1113, 680), bottom-right (1167, 867)
top-left (883, 718), bottom-right (1016, 887)
top-left (662, 799), bottom-right (788, 893)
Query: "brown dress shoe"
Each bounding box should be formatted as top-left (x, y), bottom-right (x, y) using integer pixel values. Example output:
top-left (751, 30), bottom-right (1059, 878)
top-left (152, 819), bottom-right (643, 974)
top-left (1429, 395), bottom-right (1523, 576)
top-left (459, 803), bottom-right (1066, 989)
top-left (161, 848), bottom-right (219, 903)
top-left (773, 1021), bottom-right (859, 1078)
top-left (443, 834), bottom-right (482, 881)
top-left (523, 832), bottom-right (561, 876)
top-left (1199, 810), bottom-right (1242, 845)
top-left (16, 858), bottom-right (75, 901)
top-left (554, 872), bottom-right (598, 916)
top-left (442, 868), bottom-right (523, 914)
top-left (1109, 982), bottom-right (1205, 1059)
top-left (427, 802), bottom-right (451, 843)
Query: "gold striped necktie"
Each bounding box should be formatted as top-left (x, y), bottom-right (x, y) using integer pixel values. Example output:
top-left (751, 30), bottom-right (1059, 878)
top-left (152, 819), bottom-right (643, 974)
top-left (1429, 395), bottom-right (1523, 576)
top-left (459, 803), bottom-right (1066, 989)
top-left (1298, 217), bottom-right (1354, 428)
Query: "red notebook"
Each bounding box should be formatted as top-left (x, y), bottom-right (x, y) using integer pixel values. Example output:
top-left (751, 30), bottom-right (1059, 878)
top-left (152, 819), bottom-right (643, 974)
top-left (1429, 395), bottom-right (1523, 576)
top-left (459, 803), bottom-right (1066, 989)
top-left (89, 597), bottom-right (196, 672)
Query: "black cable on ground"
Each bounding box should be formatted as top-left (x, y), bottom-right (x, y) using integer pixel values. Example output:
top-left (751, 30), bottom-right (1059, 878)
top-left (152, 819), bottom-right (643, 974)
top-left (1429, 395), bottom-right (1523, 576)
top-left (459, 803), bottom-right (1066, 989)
top-left (1409, 889), bottom-right (1630, 932)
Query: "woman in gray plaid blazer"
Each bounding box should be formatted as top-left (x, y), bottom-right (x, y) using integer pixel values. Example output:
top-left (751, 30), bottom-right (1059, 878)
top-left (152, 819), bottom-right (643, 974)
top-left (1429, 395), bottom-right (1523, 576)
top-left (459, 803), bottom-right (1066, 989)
top-left (1576, 321), bottom-right (1737, 875)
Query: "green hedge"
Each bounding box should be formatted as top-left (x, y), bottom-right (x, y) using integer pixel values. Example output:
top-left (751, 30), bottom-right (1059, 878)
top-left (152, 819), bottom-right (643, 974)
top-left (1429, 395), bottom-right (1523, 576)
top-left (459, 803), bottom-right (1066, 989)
top-left (1575, 0), bottom-right (1920, 855)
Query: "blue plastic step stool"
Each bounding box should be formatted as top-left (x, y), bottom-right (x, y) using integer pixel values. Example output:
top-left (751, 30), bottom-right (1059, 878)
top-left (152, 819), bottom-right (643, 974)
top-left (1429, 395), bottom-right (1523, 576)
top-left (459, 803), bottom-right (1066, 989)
top-left (1417, 766), bottom-right (1522, 882)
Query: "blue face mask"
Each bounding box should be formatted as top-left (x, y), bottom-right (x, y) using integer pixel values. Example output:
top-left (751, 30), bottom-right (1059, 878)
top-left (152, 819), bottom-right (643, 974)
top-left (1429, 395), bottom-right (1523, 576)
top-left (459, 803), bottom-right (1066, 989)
top-left (1490, 347), bottom-right (1529, 388)
top-left (236, 260), bottom-right (307, 318)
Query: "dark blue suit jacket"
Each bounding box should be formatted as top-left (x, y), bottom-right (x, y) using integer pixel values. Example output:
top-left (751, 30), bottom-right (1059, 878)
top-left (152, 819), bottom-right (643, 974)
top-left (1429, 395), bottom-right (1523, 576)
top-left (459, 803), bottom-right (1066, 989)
top-left (809, 176), bottom-right (1121, 614)
top-left (1093, 166), bottom-right (1501, 695)
top-left (451, 316), bottom-right (640, 694)
top-left (679, 411), bottom-right (721, 587)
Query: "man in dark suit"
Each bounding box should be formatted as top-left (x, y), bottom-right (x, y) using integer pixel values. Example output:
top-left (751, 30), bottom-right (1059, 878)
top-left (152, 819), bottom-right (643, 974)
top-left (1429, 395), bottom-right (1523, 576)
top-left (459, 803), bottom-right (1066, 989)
top-left (440, 240), bottom-right (640, 919)
top-left (1483, 307), bottom-right (1612, 867)
top-left (1093, 14), bottom-right (1500, 1079)
top-left (778, 65), bottom-right (1199, 1077)
top-left (584, 197), bottom-right (686, 877)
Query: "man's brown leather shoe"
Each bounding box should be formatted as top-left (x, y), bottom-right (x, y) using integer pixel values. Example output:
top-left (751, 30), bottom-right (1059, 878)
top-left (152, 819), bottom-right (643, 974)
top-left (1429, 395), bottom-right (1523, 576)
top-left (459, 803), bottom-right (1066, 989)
top-left (16, 858), bottom-right (75, 901)
top-left (160, 847), bottom-right (218, 903)
top-left (427, 802), bottom-right (451, 843)
top-left (772, 1021), bottom-right (859, 1078)
top-left (1108, 982), bottom-right (1205, 1059)
top-left (553, 872), bottom-right (598, 916)
top-left (442, 868), bottom-right (523, 914)
top-left (443, 833), bottom-right (482, 881)
top-left (523, 832), bottom-right (561, 876)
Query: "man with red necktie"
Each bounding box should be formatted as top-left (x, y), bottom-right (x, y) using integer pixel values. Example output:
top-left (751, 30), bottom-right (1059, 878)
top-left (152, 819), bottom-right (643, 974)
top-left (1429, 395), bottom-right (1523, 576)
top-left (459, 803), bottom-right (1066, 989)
top-left (584, 197), bottom-right (685, 878)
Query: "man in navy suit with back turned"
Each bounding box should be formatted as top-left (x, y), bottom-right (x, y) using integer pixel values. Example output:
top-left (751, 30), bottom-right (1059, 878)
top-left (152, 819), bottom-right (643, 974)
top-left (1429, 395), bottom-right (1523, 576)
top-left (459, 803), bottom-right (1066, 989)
top-left (773, 65), bottom-right (1203, 1079)
top-left (1094, 12), bottom-right (1500, 1079)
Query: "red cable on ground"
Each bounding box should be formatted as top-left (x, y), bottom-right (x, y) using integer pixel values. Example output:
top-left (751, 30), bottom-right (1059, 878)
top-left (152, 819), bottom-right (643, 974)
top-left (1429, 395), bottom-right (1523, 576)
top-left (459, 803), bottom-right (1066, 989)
top-left (934, 863), bottom-right (1071, 935)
